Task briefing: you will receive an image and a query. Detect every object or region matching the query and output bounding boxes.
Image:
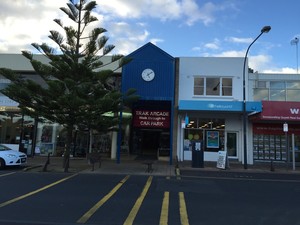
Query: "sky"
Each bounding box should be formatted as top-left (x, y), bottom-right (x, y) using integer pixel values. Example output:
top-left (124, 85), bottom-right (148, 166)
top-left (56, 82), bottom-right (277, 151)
top-left (1, 0), bottom-right (300, 73)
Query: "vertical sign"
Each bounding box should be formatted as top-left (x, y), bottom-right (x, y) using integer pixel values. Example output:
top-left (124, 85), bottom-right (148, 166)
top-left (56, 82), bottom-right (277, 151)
top-left (283, 122), bottom-right (288, 132)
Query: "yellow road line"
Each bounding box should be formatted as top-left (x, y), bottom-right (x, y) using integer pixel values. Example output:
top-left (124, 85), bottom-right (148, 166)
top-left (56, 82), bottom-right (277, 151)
top-left (0, 172), bottom-right (16, 177)
top-left (0, 173), bottom-right (78, 208)
top-left (179, 192), bottom-right (189, 225)
top-left (159, 191), bottom-right (169, 225)
top-left (123, 176), bottom-right (153, 225)
top-left (77, 175), bottom-right (130, 224)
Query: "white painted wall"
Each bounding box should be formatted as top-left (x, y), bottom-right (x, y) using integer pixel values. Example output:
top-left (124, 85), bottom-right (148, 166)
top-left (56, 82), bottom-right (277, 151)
top-left (178, 57), bottom-right (244, 101)
top-left (177, 57), bottom-right (249, 163)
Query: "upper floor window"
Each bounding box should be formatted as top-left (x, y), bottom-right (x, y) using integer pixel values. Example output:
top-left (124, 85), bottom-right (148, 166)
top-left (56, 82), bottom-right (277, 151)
top-left (194, 77), bottom-right (204, 95)
top-left (221, 78), bottom-right (233, 96)
top-left (253, 81), bottom-right (300, 101)
top-left (194, 77), bottom-right (232, 97)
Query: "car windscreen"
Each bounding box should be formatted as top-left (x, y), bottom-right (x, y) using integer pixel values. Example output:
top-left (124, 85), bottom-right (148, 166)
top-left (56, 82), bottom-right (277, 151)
top-left (0, 145), bottom-right (11, 151)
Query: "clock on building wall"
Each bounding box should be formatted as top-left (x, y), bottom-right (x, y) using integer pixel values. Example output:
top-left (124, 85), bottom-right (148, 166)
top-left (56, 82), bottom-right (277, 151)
top-left (141, 68), bottom-right (155, 81)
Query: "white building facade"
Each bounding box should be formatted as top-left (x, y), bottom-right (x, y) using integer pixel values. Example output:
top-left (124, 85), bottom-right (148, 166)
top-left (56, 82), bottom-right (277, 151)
top-left (176, 57), bottom-right (261, 164)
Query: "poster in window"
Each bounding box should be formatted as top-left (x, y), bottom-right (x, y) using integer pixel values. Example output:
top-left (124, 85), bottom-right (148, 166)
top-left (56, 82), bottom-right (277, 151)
top-left (206, 131), bottom-right (219, 148)
top-left (184, 139), bottom-right (191, 151)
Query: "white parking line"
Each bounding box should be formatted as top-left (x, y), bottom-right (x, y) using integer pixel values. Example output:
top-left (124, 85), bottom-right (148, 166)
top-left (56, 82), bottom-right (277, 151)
top-left (0, 172), bottom-right (16, 177)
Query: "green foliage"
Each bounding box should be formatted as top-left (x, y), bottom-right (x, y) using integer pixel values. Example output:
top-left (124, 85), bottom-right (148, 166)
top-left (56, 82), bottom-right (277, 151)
top-left (0, 0), bottom-right (138, 170)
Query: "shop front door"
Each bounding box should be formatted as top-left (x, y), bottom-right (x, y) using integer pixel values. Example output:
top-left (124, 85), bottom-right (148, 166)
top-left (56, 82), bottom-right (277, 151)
top-left (226, 132), bottom-right (237, 157)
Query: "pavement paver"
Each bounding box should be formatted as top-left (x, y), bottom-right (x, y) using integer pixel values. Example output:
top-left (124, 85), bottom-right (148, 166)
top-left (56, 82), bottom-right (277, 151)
top-left (24, 155), bottom-right (300, 176)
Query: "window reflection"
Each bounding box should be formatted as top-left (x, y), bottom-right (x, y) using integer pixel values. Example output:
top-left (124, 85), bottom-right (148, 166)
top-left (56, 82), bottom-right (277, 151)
top-left (194, 77), bottom-right (233, 97)
top-left (270, 90), bottom-right (286, 101)
top-left (253, 80), bottom-right (300, 101)
top-left (253, 89), bottom-right (269, 101)
top-left (206, 78), bottom-right (219, 96)
top-left (287, 90), bottom-right (300, 101)
top-left (270, 81), bottom-right (285, 89)
top-left (194, 77), bottom-right (204, 95)
top-left (222, 78), bottom-right (232, 96)
top-left (286, 82), bottom-right (300, 89)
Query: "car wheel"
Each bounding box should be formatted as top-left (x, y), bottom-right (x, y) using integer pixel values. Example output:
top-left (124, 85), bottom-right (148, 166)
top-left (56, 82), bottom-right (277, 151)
top-left (0, 158), bottom-right (5, 169)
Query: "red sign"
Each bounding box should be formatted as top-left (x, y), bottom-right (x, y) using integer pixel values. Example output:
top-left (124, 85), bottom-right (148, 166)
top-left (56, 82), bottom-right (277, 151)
top-left (253, 123), bottom-right (300, 135)
top-left (257, 101), bottom-right (300, 121)
top-left (133, 110), bottom-right (170, 128)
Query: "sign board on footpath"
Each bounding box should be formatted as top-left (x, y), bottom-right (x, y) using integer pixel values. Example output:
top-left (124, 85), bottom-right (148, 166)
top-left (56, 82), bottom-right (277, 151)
top-left (216, 151), bottom-right (230, 170)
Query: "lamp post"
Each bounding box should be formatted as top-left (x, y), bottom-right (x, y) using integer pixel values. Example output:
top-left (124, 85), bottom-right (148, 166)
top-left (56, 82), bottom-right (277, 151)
top-left (291, 37), bottom-right (299, 74)
top-left (242, 25), bottom-right (271, 169)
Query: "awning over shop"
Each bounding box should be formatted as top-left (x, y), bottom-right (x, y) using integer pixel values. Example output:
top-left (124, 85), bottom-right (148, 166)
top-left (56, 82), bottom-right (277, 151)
top-left (179, 100), bottom-right (262, 113)
top-left (252, 101), bottom-right (300, 121)
top-left (0, 96), bottom-right (19, 107)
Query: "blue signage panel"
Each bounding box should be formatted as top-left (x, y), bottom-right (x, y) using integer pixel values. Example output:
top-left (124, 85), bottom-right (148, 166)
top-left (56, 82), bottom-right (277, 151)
top-left (179, 100), bottom-right (262, 112)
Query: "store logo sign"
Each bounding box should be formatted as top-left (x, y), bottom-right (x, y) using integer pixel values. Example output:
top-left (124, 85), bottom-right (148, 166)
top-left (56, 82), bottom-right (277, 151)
top-left (208, 103), bottom-right (233, 109)
top-left (290, 108), bottom-right (300, 114)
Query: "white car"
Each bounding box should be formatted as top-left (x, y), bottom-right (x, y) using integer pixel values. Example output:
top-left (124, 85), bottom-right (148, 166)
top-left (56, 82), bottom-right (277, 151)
top-left (0, 144), bottom-right (27, 168)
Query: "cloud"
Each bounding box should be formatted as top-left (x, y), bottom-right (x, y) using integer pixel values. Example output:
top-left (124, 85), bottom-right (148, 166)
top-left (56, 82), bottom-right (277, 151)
top-left (213, 50), bottom-right (244, 57)
top-left (0, 0), bottom-right (67, 53)
top-left (204, 39), bottom-right (221, 50)
top-left (0, 0), bottom-right (239, 55)
top-left (104, 21), bottom-right (151, 54)
top-left (263, 67), bottom-right (297, 74)
top-left (212, 50), bottom-right (275, 73)
top-left (249, 54), bottom-right (271, 72)
top-left (204, 43), bottom-right (219, 50)
top-left (227, 37), bottom-right (253, 44)
top-left (97, 0), bottom-right (182, 20)
top-left (149, 38), bottom-right (164, 45)
top-left (97, 0), bottom-right (235, 26)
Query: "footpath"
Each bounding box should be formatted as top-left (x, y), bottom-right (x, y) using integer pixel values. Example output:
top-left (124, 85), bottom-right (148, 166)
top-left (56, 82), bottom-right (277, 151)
top-left (24, 155), bottom-right (176, 176)
top-left (24, 155), bottom-right (300, 176)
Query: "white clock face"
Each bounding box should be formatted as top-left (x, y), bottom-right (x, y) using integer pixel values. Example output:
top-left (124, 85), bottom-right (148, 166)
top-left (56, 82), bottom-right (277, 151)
top-left (141, 68), bottom-right (155, 81)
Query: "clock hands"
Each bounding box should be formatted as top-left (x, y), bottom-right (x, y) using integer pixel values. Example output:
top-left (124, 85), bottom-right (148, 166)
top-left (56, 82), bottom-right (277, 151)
top-left (146, 71), bottom-right (153, 77)
top-left (142, 69), bottom-right (155, 81)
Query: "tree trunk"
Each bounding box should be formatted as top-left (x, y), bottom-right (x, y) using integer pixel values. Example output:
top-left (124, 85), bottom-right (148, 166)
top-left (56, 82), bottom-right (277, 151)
top-left (63, 126), bottom-right (73, 172)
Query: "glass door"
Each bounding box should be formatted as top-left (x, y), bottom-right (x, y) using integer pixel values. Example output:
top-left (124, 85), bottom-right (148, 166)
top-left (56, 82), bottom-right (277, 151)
top-left (226, 132), bottom-right (237, 157)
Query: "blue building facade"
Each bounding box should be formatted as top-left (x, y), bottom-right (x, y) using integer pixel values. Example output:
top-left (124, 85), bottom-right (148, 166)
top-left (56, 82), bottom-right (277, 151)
top-left (121, 43), bottom-right (175, 163)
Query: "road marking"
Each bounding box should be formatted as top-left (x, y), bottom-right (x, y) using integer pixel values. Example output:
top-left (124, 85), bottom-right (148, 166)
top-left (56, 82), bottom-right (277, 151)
top-left (0, 173), bottom-right (78, 208)
top-left (0, 172), bottom-right (16, 177)
top-left (159, 191), bottom-right (169, 225)
top-left (179, 192), bottom-right (189, 225)
top-left (123, 176), bottom-right (153, 225)
top-left (77, 175), bottom-right (130, 224)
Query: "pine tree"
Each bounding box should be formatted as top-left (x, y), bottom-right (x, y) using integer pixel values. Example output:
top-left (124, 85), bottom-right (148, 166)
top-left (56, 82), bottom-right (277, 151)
top-left (0, 0), bottom-right (137, 172)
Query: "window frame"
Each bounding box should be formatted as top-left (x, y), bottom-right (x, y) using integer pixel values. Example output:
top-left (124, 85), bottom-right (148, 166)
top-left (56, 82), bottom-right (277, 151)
top-left (193, 76), bottom-right (233, 97)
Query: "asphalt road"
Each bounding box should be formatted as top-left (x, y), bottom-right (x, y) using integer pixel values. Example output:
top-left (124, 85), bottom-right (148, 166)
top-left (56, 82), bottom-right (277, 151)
top-left (0, 169), bottom-right (300, 225)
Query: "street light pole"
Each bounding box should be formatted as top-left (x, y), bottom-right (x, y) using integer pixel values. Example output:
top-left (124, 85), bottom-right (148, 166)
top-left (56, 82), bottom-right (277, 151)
top-left (291, 37), bottom-right (299, 74)
top-left (242, 25), bottom-right (271, 169)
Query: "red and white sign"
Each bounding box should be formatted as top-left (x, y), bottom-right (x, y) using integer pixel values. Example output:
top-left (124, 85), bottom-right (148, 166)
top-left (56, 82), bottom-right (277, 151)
top-left (253, 123), bottom-right (300, 135)
top-left (256, 101), bottom-right (300, 121)
top-left (133, 109), bottom-right (170, 128)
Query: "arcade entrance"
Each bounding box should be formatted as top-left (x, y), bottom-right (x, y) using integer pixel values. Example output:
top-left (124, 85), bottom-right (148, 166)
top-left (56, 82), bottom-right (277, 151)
top-left (130, 99), bottom-right (172, 161)
top-left (132, 129), bottom-right (170, 159)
